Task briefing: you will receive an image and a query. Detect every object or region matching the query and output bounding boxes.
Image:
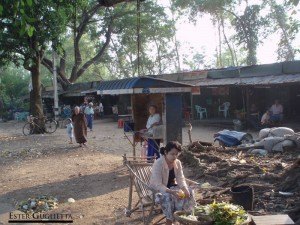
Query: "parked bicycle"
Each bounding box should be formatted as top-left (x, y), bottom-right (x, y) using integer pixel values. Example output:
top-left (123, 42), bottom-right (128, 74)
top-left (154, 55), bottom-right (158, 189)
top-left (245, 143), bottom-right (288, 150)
top-left (22, 115), bottom-right (58, 136)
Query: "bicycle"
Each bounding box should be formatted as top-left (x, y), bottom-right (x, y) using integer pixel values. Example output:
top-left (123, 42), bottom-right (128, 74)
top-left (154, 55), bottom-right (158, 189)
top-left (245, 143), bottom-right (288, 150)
top-left (55, 105), bottom-right (73, 129)
top-left (22, 115), bottom-right (58, 136)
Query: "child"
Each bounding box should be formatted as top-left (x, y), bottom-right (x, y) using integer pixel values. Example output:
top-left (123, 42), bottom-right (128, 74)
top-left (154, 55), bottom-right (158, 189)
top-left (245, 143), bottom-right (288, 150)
top-left (261, 110), bottom-right (270, 126)
top-left (66, 118), bottom-right (73, 144)
top-left (141, 140), bottom-right (148, 159)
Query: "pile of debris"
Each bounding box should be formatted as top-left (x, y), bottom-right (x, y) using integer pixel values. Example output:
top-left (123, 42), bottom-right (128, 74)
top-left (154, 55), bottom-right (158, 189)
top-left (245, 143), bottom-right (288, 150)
top-left (17, 195), bottom-right (58, 213)
top-left (181, 127), bottom-right (300, 224)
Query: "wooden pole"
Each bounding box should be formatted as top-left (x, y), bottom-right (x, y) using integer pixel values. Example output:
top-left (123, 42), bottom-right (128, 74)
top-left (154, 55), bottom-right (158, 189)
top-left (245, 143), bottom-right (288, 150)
top-left (136, 0), bottom-right (141, 76)
top-left (245, 87), bottom-right (250, 128)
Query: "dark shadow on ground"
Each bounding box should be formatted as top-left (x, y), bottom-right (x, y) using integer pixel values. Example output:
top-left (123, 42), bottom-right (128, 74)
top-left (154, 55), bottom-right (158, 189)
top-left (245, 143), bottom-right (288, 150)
top-left (0, 168), bottom-right (129, 215)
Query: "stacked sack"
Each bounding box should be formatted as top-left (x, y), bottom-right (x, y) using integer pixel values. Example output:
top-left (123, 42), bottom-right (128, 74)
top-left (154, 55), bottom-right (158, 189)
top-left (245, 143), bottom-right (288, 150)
top-left (255, 127), bottom-right (296, 152)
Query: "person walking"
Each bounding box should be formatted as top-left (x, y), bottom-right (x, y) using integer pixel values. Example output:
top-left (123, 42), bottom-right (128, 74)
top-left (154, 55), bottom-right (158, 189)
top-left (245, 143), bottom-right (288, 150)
top-left (72, 106), bottom-right (87, 147)
top-left (84, 102), bottom-right (94, 131)
top-left (66, 118), bottom-right (73, 144)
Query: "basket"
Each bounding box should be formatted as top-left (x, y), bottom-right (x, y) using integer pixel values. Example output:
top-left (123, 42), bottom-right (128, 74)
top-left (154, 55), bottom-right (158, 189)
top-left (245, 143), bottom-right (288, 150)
top-left (173, 211), bottom-right (213, 225)
top-left (174, 211), bottom-right (252, 225)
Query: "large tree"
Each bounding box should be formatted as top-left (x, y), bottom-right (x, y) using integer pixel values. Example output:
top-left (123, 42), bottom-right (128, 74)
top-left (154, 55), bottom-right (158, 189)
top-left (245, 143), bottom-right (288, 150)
top-left (0, 0), bottom-right (136, 128)
top-left (267, 0), bottom-right (299, 61)
top-left (0, 0), bottom-right (73, 122)
top-left (40, 0), bottom-right (137, 86)
top-left (173, 0), bottom-right (299, 66)
top-left (40, 0), bottom-right (177, 83)
top-left (103, 1), bottom-right (177, 77)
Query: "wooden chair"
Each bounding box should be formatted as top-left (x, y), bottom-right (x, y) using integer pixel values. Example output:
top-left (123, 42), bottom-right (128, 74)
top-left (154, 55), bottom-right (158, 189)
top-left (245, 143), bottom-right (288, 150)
top-left (123, 155), bottom-right (200, 225)
top-left (123, 155), bottom-right (165, 225)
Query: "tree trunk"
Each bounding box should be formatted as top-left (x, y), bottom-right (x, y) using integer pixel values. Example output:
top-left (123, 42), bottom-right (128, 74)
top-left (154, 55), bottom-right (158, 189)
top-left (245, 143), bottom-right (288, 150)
top-left (218, 19), bottom-right (223, 68)
top-left (247, 41), bottom-right (257, 65)
top-left (221, 15), bottom-right (235, 66)
top-left (174, 37), bottom-right (181, 71)
top-left (30, 56), bottom-right (45, 133)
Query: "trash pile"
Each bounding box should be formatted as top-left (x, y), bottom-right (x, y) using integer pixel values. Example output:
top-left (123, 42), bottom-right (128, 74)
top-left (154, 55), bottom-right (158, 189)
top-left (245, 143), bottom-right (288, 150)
top-left (180, 127), bottom-right (300, 224)
top-left (17, 195), bottom-right (58, 213)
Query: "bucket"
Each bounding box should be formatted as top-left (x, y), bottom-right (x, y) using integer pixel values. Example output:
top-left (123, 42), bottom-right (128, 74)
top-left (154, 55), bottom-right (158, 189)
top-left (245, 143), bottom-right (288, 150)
top-left (230, 185), bottom-right (254, 210)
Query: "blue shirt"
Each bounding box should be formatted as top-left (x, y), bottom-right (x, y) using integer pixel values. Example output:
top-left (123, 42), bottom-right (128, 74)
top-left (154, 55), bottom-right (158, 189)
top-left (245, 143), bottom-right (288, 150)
top-left (84, 107), bottom-right (94, 115)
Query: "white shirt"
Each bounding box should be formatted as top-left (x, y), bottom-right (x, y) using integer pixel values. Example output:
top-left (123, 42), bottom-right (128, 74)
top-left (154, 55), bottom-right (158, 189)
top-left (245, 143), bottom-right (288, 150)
top-left (99, 103), bottom-right (104, 112)
top-left (261, 113), bottom-right (270, 124)
top-left (146, 113), bottom-right (161, 134)
top-left (270, 104), bottom-right (283, 115)
top-left (66, 123), bottom-right (73, 133)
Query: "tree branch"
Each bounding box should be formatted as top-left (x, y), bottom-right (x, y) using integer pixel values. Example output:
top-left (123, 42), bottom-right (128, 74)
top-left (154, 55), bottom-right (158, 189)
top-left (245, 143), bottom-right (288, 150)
top-left (41, 57), bottom-right (71, 87)
top-left (70, 20), bottom-right (113, 82)
top-left (98, 0), bottom-right (136, 7)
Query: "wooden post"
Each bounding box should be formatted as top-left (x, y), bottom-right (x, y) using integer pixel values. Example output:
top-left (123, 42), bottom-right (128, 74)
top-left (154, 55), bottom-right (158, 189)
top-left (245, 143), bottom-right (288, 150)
top-left (133, 136), bottom-right (136, 157)
top-left (190, 93), bottom-right (194, 120)
top-left (165, 93), bottom-right (182, 143)
top-left (245, 87), bottom-right (250, 128)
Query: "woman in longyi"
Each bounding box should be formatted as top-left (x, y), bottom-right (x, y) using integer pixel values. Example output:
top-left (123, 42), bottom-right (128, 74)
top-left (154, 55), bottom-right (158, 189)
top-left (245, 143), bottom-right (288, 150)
top-left (72, 106), bottom-right (88, 147)
top-left (149, 141), bottom-right (196, 225)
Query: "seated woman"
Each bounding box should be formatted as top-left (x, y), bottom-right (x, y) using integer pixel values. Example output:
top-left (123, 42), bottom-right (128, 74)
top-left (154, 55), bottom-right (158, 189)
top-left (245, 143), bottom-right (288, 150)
top-left (261, 110), bottom-right (270, 126)
top-left (269, 99), bottom-right (283, 123)
top-left (150, 141), bottom-right (196, 225)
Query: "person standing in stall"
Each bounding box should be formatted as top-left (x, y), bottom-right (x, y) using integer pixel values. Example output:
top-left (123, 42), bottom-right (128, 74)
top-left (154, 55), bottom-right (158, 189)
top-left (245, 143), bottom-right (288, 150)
top-left (145, 105), bottom-right (161, 159)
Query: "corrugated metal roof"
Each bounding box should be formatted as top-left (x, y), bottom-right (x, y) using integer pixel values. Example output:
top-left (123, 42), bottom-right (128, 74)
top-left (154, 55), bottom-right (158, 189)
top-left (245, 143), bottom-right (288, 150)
top-left (195, 74), bottom-right (300, 87)
top-left (98, 77), bottom-right (140, 91)
top-left (97, 76), bottom-right (192, 93)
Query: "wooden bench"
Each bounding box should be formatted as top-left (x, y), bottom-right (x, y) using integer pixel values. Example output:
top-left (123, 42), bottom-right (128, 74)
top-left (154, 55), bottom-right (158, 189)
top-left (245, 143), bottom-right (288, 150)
top-left (251, 215), bottom-right (295, 225)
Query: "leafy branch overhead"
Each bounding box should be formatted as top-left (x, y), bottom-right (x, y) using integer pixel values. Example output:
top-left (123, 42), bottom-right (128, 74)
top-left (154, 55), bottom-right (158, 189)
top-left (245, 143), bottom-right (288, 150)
top-left (173, 0), bottom-right (299, 66)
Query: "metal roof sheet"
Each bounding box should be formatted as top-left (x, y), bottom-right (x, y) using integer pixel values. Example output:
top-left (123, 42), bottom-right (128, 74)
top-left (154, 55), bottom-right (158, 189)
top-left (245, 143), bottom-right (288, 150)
top-left (97, 76), bottom-right (192, 94)
top-left (195, 74), bottom-right (300, 87)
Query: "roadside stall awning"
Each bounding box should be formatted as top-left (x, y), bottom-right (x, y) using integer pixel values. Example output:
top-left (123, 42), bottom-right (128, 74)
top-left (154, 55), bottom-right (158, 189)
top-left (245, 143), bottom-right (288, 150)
top-left (94, 76), bottom-right (193, 95)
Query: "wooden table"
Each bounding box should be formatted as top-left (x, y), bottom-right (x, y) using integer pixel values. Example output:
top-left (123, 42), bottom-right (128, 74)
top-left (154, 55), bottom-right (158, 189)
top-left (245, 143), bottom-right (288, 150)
top-left (118, 114), bottom-right (132, 121)
top-left (252, 215), bottom-right (295, 225)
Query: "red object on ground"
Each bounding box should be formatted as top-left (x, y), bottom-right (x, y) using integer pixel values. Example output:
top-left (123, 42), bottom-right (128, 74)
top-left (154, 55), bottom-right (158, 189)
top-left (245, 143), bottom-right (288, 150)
top-left (184, 110), bottom-right (191, 121)
top-left (118, 119), bottom-right (124, 128)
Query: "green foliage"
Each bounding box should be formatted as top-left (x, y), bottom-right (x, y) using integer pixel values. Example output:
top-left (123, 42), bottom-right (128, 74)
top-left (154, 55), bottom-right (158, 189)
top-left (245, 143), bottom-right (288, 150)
top-left (0, 64), bottom-right (30, 109)
top-left (103, 0), bottom-right (178, 77)
top-left (287, 0), bottom-right (300, 5)
top-left (0, 0), bottom-right (37, 37)
top-left (0, 0), bottom-right (74, 66)
top-left (172, 0), bottom-right (299, 67)
top-left (231, 5), bottom-right (267, 65)
top-left (195, 202), bottom-right (248, 225)
top-left (268, 1), bottom-right (299, 61)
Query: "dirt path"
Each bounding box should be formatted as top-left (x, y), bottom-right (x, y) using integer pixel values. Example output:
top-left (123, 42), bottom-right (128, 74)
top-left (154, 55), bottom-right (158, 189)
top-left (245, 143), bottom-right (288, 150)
top-left (0, 119), bottom-right (249, 225)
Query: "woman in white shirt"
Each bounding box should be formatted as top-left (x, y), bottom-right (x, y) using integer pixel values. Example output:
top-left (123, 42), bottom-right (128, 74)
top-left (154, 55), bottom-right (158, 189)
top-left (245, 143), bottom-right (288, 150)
top-left (146, 105), bottom-right (161, 159)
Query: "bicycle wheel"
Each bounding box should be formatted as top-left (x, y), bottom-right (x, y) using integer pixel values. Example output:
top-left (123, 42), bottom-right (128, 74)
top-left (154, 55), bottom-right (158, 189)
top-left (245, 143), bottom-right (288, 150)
top-left (45, 119), bottom-right (58, 133)
top-left (23, 123), bottom-right (33, 136)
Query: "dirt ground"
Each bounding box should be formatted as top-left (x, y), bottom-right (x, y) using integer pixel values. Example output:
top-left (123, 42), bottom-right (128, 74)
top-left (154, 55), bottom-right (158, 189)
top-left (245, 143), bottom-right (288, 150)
top-left (0, 119), bottom-right (238, 225)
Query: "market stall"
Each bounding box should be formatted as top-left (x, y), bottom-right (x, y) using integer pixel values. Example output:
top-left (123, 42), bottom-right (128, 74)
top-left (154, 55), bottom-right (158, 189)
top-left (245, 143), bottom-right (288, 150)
top-left (96, 76), bottom-right (192, 156)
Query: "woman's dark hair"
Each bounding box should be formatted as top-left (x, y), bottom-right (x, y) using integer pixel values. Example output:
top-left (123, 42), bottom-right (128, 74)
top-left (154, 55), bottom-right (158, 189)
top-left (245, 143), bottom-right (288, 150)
top-left (160, 141), bottom-right (182, 155)
top-left (148, 104), bottom-right (157, 111)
